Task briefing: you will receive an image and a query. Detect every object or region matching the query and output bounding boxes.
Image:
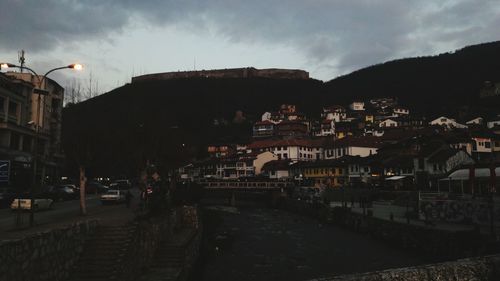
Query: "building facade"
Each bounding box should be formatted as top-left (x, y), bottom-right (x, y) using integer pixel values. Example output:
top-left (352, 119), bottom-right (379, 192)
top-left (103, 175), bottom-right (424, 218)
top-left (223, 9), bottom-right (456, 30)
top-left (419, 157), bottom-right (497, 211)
top-left (2, 72), bottom-right (65, 186)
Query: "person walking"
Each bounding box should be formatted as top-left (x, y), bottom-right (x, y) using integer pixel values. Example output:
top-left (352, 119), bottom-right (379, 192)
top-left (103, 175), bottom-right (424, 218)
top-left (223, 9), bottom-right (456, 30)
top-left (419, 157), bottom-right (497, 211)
top-left (125, 190), bottom-right (133, 208)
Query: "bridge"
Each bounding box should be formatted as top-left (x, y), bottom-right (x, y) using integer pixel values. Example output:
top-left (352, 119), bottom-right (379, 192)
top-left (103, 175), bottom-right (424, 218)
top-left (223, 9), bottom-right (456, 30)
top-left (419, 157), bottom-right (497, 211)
top-left (200, 181), bottom-right (293, 191)
top-left (197, 181), bottom-right (294, 206)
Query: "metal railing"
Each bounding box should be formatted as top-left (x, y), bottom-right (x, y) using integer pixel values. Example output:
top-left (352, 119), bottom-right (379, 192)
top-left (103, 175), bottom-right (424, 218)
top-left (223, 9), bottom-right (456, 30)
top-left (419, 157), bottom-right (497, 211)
top-left (202, 181), bottom-right (293, 189)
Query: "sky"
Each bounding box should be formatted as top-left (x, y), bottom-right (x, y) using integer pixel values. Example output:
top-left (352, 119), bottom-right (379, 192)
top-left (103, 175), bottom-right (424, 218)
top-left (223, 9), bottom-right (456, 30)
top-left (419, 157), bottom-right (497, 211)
top-left (1, 0), bottom-right (500, 94)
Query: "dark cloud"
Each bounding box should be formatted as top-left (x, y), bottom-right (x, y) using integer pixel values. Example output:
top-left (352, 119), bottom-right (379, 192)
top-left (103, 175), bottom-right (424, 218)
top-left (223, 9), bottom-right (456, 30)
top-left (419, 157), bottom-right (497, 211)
top-left (1, 0), bottom-right (499, 76)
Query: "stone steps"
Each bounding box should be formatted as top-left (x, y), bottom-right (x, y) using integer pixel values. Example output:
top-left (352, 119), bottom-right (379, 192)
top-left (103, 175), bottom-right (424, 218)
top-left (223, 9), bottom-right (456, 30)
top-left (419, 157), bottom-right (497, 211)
top-left (68, 224), bottom-right (136, 281)
top-left (151, 230), bottom-right (196, 270)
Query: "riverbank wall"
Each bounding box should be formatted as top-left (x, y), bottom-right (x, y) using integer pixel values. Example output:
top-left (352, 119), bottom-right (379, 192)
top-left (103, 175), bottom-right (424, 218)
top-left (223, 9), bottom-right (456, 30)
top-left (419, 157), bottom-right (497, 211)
top-left (0, 220), bottom-right (99, 281)
top-left (277, 198), bottom-right (494, 261)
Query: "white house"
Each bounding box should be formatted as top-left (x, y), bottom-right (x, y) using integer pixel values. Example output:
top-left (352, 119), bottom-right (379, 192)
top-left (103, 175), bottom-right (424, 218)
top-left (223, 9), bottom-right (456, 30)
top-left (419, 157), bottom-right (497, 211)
top-left (317, 120), bottom-right (335, 136)
top-left (414, 148), bottom-right (475, 176)
top-left (253, 151), bottom-right (278, 175)
top-left (262, 160), bottom-right (291, 179)
top-left (261, 112), bottom-right (272, 121)
top-left (487, 119), bottom-right (500, 129)
top-left (471, 136), bottom-right (494, 153)
top-left (393, 107), bottom-right (410, 116)
top-left (349, 101), bottom-right (365, 111)
top-left (324, 136), bottom-right (381, 159)
top-left (322, 105), bottom-right (346, 122)
top-left (213, 151), bottom-right (278, 179)
top-left (364, 127), bottom-right (385, 137)
top-left (379, 118), bottom-right (398, 128)
top-left (466, 117), bottom-right (483, 125)
top-left (469, 133), bottom-right (500, 161)
top-left (247, 139), bottom-right (324, 162)
top-left (429, 116), bottom-right (468, 129)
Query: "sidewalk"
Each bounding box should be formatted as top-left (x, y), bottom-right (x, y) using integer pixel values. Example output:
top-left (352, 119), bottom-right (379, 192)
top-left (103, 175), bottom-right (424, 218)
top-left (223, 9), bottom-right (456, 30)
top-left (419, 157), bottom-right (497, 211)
top-left (0, 191), bottom-right (141, 240)
top-left (340, 201), bottom-right (479, 233)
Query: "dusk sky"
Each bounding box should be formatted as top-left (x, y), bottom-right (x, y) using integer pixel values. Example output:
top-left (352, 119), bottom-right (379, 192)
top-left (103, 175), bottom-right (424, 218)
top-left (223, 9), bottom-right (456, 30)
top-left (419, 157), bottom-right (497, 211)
top-left (1, 0), bottom-right (500, 94)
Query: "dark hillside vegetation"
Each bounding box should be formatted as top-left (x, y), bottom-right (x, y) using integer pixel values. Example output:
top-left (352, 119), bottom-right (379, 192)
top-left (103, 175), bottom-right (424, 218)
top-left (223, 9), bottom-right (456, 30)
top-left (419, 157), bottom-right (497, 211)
top-left (63, 41), bottom-right (500, 177)
top-left (324, 41), bottom-right (500, 114)
top-left (62, 77), bottom-right (324, 177)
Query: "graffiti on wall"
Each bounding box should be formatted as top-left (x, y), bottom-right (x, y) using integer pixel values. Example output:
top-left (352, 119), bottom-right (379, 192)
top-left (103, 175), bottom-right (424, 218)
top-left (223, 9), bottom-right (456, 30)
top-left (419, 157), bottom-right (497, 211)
top-left (419, 199), bottom-right (500, 225)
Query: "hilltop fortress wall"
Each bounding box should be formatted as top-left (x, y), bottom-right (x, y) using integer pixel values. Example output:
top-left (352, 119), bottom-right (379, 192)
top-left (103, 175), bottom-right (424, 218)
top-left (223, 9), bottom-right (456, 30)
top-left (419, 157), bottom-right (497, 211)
top-left (131, 67), bottom-right (309, 83)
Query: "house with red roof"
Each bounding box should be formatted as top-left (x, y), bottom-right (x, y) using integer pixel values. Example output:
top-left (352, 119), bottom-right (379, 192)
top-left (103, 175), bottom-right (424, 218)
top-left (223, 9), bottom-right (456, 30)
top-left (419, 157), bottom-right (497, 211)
top-left (275, 120), bottom-right (310, 137)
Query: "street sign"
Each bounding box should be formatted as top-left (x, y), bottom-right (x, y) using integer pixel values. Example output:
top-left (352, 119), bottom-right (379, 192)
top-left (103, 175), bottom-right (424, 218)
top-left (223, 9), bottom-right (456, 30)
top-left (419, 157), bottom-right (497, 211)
top-left (0, 160), bottom-right (10, 183)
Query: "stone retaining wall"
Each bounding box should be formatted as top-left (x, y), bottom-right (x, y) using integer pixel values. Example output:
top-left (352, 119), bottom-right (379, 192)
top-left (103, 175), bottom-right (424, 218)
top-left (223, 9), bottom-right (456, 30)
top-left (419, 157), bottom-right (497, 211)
top-left (310, 254), bottom-right (500, 281)
top-left (0, 220), bottom-right (99, 281)
top-left (119, 206), bottom-right (201, 281)
top-left (181, 205), bottom-right (200, 229)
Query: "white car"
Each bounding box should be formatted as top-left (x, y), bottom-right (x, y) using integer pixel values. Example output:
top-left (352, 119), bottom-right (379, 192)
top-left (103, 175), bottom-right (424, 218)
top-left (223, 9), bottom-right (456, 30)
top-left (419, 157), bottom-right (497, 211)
top-left (10, 198), bottom-right (54, 211)
top-left (100, 189), bottom-right (125, 204)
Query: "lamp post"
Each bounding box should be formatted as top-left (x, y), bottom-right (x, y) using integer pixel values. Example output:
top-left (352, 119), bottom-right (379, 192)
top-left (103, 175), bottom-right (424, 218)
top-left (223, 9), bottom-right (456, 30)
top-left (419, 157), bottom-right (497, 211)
top-left (1, 62), bottom-right (82, 226)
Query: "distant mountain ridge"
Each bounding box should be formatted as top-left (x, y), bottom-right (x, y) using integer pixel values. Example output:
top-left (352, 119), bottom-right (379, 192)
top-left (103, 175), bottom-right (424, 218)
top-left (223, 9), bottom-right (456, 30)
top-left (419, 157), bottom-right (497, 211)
top-left (324, 40), bottom-right (500, 114)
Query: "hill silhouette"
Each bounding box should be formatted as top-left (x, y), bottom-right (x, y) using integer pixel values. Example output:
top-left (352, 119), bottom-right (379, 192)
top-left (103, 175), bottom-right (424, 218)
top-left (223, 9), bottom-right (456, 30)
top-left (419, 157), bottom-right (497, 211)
top-left (324, 41), bottom-right (500, 115)
top-left (62, 40), bottom-right (500, 177)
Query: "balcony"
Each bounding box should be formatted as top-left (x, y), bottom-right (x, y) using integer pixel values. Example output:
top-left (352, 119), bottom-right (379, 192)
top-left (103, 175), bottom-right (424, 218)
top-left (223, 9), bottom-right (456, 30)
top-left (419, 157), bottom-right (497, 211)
top-left (7, 115), bottom-right (18, 124)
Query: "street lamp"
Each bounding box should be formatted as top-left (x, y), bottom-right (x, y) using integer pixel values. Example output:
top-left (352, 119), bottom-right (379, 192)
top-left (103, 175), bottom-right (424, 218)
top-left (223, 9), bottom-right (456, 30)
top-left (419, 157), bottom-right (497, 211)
top-left (1, 62), bottom-right (83, 226)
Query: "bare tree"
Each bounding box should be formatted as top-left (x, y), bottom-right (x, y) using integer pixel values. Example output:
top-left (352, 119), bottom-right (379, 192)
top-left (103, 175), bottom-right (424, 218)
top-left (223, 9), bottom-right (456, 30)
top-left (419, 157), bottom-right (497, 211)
top-left (64, 78), bottom-right (83, 105)
top-left (82, 71), bottom-right (101, 100)
top-left (86, 71), bottom-right (94, 100)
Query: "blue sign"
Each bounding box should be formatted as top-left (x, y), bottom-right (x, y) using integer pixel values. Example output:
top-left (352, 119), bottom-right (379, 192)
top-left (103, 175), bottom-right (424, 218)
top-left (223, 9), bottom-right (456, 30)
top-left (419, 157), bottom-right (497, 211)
top-left (0, 160), bottom-right (10, 183)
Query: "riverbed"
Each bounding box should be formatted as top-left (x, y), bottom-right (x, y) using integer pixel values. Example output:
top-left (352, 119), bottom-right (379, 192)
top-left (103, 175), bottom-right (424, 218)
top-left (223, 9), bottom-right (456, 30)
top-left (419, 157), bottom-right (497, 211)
top-left (196, 206), bottom-right (425, 281)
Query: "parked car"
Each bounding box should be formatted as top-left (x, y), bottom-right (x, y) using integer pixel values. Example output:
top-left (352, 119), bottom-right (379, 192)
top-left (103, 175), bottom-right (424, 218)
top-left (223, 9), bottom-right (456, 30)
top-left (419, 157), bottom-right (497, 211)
top-left (86, 181), bottom-right (109, 194)
top-left (40, 185), bottom-right (60, 201)
top-left (11, 198), bottom-right (54, 211)
top-left (41, 185), bottom-right (78, 201)
top-left (109, 180), bottom-right (131, 190)
top-left (0, 187), bottom-right (17, 208)
top-left (57, 185), bottom-right (79, 200)
top-left (100, 189), bottom-right (125, 204)
top-left (64, 184), bottom-right (79, 193)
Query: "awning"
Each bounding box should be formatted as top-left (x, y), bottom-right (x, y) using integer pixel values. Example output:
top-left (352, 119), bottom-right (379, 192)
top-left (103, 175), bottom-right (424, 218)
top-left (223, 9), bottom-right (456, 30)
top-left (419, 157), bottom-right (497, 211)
top-left (440, 167), bottom-right (500, 181)
top-left (385, 176), bottom-right (407, 181)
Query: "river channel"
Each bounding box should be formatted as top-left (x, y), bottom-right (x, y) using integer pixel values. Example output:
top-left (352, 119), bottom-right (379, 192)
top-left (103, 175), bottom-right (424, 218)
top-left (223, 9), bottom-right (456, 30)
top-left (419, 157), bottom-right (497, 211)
top-left (195, 205), bottom-right (425, 281)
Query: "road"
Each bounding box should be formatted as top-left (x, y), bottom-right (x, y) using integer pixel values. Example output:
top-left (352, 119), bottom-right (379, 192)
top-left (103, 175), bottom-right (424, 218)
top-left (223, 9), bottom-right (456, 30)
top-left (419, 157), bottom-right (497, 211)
top-left (0, 189), bottom-right (141, 239)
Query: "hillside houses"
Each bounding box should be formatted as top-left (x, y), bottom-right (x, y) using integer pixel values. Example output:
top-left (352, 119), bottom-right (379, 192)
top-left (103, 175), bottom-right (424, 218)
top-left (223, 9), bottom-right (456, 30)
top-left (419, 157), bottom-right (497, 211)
top-left (429, 116), bottom-right (468, 129)
top-left (181, 100), bottom-right (499, 190)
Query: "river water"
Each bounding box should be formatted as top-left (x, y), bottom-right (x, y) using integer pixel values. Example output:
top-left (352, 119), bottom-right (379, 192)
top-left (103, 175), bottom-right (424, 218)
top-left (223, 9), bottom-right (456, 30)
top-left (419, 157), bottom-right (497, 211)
top-left (196, 206), bottom-right (425, 281)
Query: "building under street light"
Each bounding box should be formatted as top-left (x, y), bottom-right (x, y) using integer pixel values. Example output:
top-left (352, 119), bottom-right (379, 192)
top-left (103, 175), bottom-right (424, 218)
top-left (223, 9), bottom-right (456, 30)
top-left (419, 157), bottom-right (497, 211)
top-left (4, 71), bottom-right (66, 185)
top-left (0, 73), bottom-right (36, 188)
top-left (1, 62), bottom-right (82, 226)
